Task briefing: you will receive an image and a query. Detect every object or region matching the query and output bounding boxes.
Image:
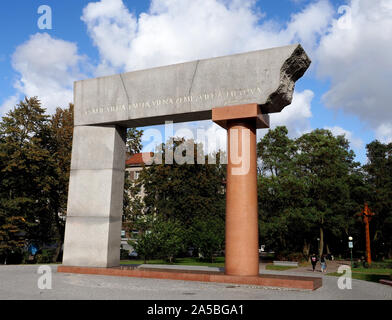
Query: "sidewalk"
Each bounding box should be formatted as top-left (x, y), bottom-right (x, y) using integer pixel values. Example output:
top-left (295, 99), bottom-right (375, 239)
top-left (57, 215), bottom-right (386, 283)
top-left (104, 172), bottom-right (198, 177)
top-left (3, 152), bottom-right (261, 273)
top-left (285, 260), bottom-right (350, 274)
top-left (1, 264), bottom-right (391, 299)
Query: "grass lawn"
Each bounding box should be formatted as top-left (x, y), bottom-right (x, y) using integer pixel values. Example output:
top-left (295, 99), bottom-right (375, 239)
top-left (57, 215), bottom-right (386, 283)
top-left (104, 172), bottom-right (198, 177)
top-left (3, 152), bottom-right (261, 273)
top-left (121, 256), bottom-right (225, 268)
top-left (327, 266), bottom-right (392, 284)
top-left (350, 267), bottom-right (392, 274)
top-left (265, 264), bottom-right (298, 271)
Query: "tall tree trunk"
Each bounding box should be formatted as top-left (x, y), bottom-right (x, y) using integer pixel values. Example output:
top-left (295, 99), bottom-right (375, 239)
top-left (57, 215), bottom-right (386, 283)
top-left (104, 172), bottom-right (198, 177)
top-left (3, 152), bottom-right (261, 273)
top-left (53, 240), bottom-right (63, 263)
top-left (319, 227), bottom-right (324, 257)
top-left (52, 213), bottom-right (65, 263)
top-left (303, 240), bottom-right (311, 261)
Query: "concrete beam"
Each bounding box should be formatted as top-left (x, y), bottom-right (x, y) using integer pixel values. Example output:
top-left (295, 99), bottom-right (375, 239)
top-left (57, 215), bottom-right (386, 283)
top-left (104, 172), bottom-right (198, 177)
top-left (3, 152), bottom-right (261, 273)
top-left (74, 44), bottom-right (310, 127)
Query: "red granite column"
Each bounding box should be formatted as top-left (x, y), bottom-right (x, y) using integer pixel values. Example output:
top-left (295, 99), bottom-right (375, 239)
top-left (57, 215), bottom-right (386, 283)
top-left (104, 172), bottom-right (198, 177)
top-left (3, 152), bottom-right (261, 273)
top-left (212, 104), bottom-right (269, 277)
top-left (225, 120), bottom-right (259, 276)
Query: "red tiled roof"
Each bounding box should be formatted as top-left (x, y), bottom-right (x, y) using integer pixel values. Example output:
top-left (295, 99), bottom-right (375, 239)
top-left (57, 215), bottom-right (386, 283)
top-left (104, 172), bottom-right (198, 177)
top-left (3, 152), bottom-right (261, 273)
top-left (126, 152), bottom-right (153, 166)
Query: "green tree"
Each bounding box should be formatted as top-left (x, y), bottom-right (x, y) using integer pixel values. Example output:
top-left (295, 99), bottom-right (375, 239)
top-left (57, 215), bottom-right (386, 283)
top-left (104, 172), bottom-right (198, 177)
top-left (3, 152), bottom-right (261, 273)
top-left (139, 139), bottom-right (225, 227)
top-left (126, 138), bottom-right (226, 257)
top-left (153, 218), bottom-right (185, 263)
top-left (294, 129), bottom-right (360, 257)
top-left (257, 127), bottom-right (363, 260)
top-left (257, 126), bottom-right (297, 177)
top-left (363, 140), bottom-right (392, 259)
top-left (190, 216), bottom-right (224, 262)
top-left (0, 97), bottom-right (54, 262)
top-left (129, 217), bottom-right (185, 263)
top-left (257, 127), bottom-right (309, 257)
top-left (123, 127), bottom-right (144, 231)
top-left (46, 104), bottom-right (74, 262)
top-left (127, 128), bottom-right (143, 155)
top-left (128, 215), bottom-right (158, 264)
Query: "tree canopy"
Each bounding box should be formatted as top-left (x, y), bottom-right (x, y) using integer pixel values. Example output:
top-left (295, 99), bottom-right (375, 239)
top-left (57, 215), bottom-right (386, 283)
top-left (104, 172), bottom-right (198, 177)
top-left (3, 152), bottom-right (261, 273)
top-left (125, 138), bottom-right (226, 262)
top-left (0, 98), bottom-right (73, 263)
top-left (257, 127), bottom-right (369, 259)
top-left (1, 96), bottom-right (390, 263)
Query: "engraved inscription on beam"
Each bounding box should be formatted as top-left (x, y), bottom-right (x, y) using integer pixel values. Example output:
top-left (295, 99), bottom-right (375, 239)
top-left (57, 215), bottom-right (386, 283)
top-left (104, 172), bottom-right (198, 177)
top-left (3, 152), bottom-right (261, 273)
top-left (84, 87), bottom-right (263, 116)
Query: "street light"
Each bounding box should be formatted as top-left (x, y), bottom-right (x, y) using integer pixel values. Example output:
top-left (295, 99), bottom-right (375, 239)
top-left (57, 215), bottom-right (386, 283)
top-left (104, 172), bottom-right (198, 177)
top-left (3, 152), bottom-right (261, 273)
top-left (348, 236), bottom-right (353, 268)
top-left (317, 238), bottom-right (320, 256)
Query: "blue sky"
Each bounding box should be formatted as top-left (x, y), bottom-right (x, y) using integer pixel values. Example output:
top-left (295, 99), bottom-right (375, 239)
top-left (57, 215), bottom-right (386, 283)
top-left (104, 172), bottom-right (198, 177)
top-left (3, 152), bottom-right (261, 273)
top-left (1, 0), bottom-right (391, 164)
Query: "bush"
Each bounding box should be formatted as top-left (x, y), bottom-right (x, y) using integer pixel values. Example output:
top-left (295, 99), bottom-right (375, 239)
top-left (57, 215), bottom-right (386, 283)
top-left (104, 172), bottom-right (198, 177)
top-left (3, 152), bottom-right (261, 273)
top-left (190, 217), bottom-right (224, 262)
top-left (275, 251), bottom-right (305, 262)
top-left (129, 229), bottom-right (158, 263)
top-left (120, 247), bottom-right (130, 260)
top-left (287, 252), bottom-right (306, 262)
top-left (154, 219), bottom-right (185, 263)
top-left (130, 218), bottom-right (186, 263)
top-left (36, 249), bottom-right (55, 264)
top-left (22, 251), bottom-right (36, 264)
top-left (0, 250), bottom-right (24, 264)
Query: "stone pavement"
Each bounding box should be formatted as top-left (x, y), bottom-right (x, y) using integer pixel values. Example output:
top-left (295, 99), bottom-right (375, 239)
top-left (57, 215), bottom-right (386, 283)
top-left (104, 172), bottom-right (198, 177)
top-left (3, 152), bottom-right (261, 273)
top-left (0, 264), bottom-right (391, 300)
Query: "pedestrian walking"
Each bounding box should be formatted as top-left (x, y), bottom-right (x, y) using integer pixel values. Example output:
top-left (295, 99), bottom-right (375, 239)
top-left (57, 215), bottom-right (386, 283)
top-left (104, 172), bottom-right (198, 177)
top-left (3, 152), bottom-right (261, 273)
top-left (310, 254), bottom-right (318, 272)
top-left (320, 255), bottom-right (327, 273)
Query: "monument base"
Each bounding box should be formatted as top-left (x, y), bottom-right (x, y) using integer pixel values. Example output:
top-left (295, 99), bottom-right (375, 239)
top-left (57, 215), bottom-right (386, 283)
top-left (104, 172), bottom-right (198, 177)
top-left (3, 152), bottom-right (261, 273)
top-left (57, 265), bottom-right (322, 291)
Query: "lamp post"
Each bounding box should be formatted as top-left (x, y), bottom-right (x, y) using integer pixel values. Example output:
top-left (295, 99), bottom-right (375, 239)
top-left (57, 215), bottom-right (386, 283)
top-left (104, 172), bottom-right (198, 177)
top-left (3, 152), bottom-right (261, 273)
top-left (317, 238), bottom-right (320, 257)
top-left (348, 236), bottom-right (353, 268)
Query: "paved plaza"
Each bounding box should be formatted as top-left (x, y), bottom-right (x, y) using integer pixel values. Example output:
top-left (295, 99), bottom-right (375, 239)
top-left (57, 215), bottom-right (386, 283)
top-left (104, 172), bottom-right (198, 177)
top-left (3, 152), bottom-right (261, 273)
top-left (1, 264), bottom-right (391, 300)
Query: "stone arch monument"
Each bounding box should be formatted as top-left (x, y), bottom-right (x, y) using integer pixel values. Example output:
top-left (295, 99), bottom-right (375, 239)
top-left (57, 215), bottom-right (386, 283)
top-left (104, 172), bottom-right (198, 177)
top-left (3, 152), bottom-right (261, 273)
top-left (62, 44), bottom-right (311, 278)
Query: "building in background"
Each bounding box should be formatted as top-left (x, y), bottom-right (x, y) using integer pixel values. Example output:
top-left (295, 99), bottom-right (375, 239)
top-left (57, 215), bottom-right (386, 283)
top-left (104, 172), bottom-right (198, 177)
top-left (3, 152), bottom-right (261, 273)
top-left (121, 152), bottom-right (153, 254)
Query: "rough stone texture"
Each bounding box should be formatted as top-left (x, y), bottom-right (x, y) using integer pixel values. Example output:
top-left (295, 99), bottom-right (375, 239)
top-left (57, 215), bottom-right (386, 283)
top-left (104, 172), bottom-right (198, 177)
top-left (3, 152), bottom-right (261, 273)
top-left (62, 125), bottom-right (126, 268)
top-left (74, 44), bottom-right (310, 127)
top-left (263, 44), bottom-right (312, 113)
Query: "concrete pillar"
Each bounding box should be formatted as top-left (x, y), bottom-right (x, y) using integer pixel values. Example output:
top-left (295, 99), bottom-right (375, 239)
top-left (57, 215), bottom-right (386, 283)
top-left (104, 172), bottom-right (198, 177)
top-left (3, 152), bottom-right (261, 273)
top-left (62, 125), bottom-right (126, 267)
top-left (212, 104), bottom-right (269, 276)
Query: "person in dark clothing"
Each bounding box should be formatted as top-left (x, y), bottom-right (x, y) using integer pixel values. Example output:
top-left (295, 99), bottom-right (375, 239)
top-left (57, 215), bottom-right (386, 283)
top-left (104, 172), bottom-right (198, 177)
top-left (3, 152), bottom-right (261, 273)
top-left (310, 254), bottom-right (318, 272)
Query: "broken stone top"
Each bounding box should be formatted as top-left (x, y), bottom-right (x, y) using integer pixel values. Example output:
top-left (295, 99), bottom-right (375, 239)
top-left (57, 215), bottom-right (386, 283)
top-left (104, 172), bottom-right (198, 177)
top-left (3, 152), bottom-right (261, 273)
top-left (74, 44), bottom-right (311, 127)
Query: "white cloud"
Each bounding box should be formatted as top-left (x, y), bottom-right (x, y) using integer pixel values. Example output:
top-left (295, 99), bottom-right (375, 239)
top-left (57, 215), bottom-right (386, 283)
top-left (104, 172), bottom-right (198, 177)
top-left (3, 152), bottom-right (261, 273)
top-left (81, 0), bottom-right (137, 75)
top-left (2, 33), bottom-right (87, 115)
top-left (324, 125), bottom-right (364, 150)
top-left (3, 0), bottom-right (390, 151)
top-left (80, 0), bottom-right (328, 143)
top-left (82, 0), bottom-right (333, 74)
top-left (0, 94), bottom-right (20, 118)
top-left (283, 0), bottom-right (334, 52)
top-left (2, 0), bottom-right (333, 120)
top-left (192, 121), bottom-right (227, 154)
top-left (375, 123), bottom-right (392, 144)
top-left (268, 89), bottom-right (314, 137)
top-left (171, 120), bottom-right (227, 154)
top-left (317, 0), bottom-right (392, 143)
